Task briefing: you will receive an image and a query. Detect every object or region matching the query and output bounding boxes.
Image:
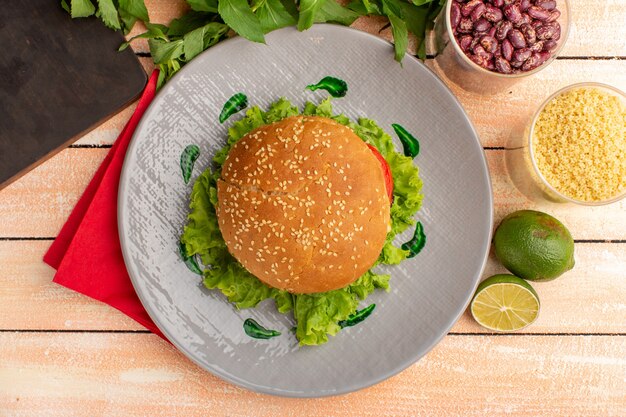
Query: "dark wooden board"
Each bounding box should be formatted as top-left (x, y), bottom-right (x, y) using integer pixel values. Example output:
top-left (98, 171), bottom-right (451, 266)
top-left (0, 0), bottom-right (147, 190)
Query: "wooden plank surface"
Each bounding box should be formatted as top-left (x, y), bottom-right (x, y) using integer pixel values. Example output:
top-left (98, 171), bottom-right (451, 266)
top-left (1, 1), bottom-right (625, 415)
top-left (0, 333), bottom-right (624, 416)
top-left (1, 241), bottom-right (625, 333)
top-left (1, 148), bottom-right (625, 239)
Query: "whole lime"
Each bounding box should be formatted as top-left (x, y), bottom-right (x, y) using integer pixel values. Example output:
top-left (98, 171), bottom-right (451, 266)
top-left (493, 210), bottom-right (575, 281)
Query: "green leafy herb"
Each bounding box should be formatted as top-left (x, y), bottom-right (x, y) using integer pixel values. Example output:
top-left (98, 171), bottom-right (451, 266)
top-left (187, 0), bottom-right (219, 13)
top-left (391, 123), bottom-right (420, 158)
top-left (218, 0), bottom-right (265, 43)
top-left (401, 221), bottom-right (426, 257)
top-left (62, 0), bottom-right (442, 88)
top-left (96, 0), bottom-right (121, 30)
top-left (314, 0), bottom-right (359, 25)
top-left (382, 0), bottom-right (408, 62)
top-left (243, 318), bottom-right (281, 339)
top-left (178, 241), bottom-right (203, 275)
top-left (181, 144), bottom-right (201, 184)
top-left (254, 0), bottom-right (297, 33)
top-left (71, 0), bottom-right (96, 18)
top-left (219, 93), bottom-right (249, 123)
top-left (338, 303), bottom-right (376, 328)
top-left (306, 76), bottom-right (348, 98)
top-left (149, 39), bottom-right (184, 64)
top-left (297, 0), bottom-right (328, 31)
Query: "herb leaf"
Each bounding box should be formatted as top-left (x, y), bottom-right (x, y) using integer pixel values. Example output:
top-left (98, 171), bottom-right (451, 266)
top-left (255, 0), bottom-right (297, 33)
top-left (382, 0), bottom-right (408, 62)
top-left (218, 0), bottom-right (266, 43)
top-left (149, 39), bottom-right (185, 64)
top-left (96, 0), bottom-right (121, 30)
top-left (297, 0), bottom-right (328, 31)
top-left (71, 0), bottom-right (96, 18)
top-left (118, 22), bottom-right (168, 51)
top-left (61, 0), bottom-right (71, 13)
top-left (187, 0), bottom-right (219, 13)
top-left (183, 23), bottom-right (229, 61)
top-left (314, 0), bottom-right (360, 25)
top-left (118, 0), bottom-right (149, 22)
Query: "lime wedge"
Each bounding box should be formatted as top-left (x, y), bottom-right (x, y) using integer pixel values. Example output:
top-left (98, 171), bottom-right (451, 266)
top-left (470, 274), bottom-right (540, 332)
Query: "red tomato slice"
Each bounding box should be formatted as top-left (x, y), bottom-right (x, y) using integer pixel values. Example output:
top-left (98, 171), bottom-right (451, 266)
top-left (367, 144), bottom-right (393, 204)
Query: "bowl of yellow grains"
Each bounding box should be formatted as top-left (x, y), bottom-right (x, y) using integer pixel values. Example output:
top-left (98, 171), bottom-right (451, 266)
top-left (525, 83), bottom-right (626, 205)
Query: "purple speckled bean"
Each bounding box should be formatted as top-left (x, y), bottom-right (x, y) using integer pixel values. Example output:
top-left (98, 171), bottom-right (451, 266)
top-left (521, 53), bottom-right (541, 71)
top-left (529, 40), bottom-right (544, 52)
top-left (546, 9), bottom-right (561, 22)
top-left (473, 44), bottom-right (493, 60)
top-left (461, 0), bottom-right (482, 17)
top-left (480, 35), bottom-right (499, 52)
top-left (488, 25), bottom-right (497, 37)
top-left (492, 0), bottom-right (504, 7)
top-left (501, 38), bottom-right (514, 60)
top-left (535, 23), bottom-right (556, 40)
top-left (495, 20), bottom-right (513, 40)
top-left (513, 47), bottom-right (532, 62)
top-left (552, 22), bottom-right (561, 40)
top-left (537, 51), bottom-right (551, 64)
top-left (543, 39), bottom-right (558, 52)
top-left (473, 18), bottom-right (491, 32)
top-left (451, 2), bottom-right (462, 29)
top-left (519, 0), bottom-right (531, 12)
top-left (527, 5), bottom-right (551, 21)
top-left (483, 4), bottom-right (503, 22)
top-left (471, 3), bottom-right (487, 20)
top-left (468, 54), bottom-right (485, 66)
top-left (493, 43), bottom-right (502, 57)
top-left (458, 17), bottom-right (474, 33)
top-left (459, 34), bottom-right (474, 51)
top-left (516, 13), bottom-right (532, 27)
top-left (503, 4), bottom-right (522, 24)
top-left (520, 24), bottom-right (537, 44)
top-left (536, 0), bottom-right (556, 11)
top-left (507, 29), bottom-right (526, 48)
top-left (495, 56), bottom-right (512, 73)
top-left (510, 59), bottom-right (524, 68)
top-left (531, 19), bottom-right (543, 29)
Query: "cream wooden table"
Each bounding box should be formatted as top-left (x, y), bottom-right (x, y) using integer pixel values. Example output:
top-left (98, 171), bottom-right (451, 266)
top-left (1, 1), bottom-right (625, 415)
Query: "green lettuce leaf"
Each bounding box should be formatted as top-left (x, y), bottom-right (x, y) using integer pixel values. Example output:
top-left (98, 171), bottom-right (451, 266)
top-left (181, 97), bottom-right (422, 345)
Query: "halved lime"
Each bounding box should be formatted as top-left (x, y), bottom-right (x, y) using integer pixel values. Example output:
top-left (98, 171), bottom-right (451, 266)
top-left (470, 274), bottom-right (540, 332)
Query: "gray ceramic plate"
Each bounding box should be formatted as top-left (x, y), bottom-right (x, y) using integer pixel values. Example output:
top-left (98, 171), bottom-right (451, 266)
top-left (118, 24), bottom-right (493, 397)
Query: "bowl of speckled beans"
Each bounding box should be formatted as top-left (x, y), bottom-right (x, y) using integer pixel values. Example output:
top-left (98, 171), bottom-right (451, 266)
top-left (511, 83), bottom-right (626, 205)
top-left (433, 0), bottom-right (570, 94)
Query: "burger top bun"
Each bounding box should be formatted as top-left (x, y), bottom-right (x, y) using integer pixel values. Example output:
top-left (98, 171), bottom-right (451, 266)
top-left (216, 115), bottom-right (390, 294)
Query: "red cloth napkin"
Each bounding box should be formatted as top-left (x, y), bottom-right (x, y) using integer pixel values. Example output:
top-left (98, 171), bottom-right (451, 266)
top-left (44, 70), bottom-right (165, 339)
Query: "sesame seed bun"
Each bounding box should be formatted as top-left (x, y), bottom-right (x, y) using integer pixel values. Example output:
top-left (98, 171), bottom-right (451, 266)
top-left (216, 115), bottom-right (390, 294)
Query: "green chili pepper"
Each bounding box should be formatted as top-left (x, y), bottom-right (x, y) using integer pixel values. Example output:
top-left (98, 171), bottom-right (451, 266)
top-left (401, 221), bottom-right (426, 258)
top-left (219, 93), bottom-right (248, 123)
top-left (178, 240), bottom-right (202, 275)
top-left (306, 76), bottom-right (348, 98)
top-left (338, 304), bottom-right (376, 328)
top-left (243, 318), bottom-right (281, 339)
top-left (391, 123), bottom-right (420, 158)
top-left (180, 144), bottom-right (200, 184)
